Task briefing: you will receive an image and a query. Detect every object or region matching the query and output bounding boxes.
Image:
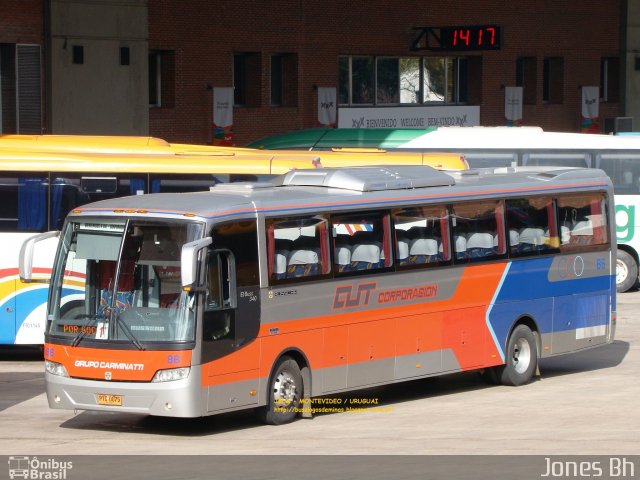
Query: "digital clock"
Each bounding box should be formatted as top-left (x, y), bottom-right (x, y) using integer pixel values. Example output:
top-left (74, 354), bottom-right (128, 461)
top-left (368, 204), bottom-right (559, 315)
top-left (411, 25), bottom-right (502, 52)
top-left (440, 25), bottom-right (501, 51)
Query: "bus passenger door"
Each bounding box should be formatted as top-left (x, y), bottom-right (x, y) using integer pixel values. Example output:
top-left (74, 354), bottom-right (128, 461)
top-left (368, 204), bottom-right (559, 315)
top-left (204, 250), bottom-right (260, 413)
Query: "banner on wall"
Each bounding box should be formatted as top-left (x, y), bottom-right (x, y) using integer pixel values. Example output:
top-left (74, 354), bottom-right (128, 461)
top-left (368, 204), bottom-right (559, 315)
top-left (337, 105), bottom-right (480, 129)
top-left (212, 87), bottom-right (234, 146)
top-left (504, 87), bottom-right (523, 126)
top-left (581, 86), bottom-right (600, 133)
top-left (317, 87), bottom-right (337, 127)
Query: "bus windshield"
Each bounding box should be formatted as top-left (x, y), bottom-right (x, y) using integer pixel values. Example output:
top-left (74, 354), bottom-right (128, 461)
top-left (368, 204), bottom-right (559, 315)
top-left (48, 218), bottom-right (204, 346)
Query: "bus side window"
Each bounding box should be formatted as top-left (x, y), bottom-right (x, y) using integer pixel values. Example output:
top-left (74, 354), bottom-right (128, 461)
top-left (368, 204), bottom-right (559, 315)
top-left (266, 215), bottom-right (330, 283)
top-left (212, 221), bottom-right (259, 287)
top-left (558, 194), bottom-right (608, 249)
top-left (506, 196), bottom-right (558, 256)
top-left (332, 211), bottom-right (392, 274)
top-left (392, 205), bottom-right (450, 268)
top-left (451, 200), bottom-right (505, 262)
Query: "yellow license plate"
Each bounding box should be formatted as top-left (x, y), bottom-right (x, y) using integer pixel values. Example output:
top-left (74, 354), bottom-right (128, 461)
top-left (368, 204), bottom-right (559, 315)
top-left (97, 394), bottom-right (123, 406)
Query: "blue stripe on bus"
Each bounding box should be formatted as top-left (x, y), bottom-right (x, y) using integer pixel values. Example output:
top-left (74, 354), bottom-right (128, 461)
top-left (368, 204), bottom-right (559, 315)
top-left (488, 257), bottom-right (612, 351)
top-left (0, 287), bottom-right (81, 344)
top-left (486, 262), bottom-right (511, 362)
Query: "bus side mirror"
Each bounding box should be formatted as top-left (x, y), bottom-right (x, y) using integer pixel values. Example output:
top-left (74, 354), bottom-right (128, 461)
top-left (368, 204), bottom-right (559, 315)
top-left (19, 231), bottom-right (61, 283)
top-left (181, 237), bottom-right (213, 288)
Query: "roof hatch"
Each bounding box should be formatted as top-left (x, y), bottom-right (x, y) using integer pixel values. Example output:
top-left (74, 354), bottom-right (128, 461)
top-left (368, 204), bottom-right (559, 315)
top-left (277, 166), bottom-right (455, 192)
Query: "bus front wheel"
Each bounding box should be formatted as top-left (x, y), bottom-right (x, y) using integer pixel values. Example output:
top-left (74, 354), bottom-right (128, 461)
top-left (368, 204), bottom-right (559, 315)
top-left (495, 324), bottom-right (538, 386)
top-left (616, 250), bottom-right (638, 293)
top-left (257, 356), bottom-right (302, 425)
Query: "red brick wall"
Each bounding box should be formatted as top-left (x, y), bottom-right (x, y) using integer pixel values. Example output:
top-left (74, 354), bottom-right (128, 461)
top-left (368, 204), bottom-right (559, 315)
top-left (0, 0), bottom-right (43, 44)
top-left (149, 0), bottom-right (624, 145)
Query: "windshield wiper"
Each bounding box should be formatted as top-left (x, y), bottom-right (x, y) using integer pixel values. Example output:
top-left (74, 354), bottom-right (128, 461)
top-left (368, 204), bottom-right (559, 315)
top-left (116, 316), bottom-right (145, 351)
top-left (71, 313), bottom-right (108, 347)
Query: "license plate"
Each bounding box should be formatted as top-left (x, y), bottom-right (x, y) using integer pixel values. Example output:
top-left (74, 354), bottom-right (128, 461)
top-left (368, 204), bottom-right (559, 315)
top-left (97, 394), bottom-right (123, 406)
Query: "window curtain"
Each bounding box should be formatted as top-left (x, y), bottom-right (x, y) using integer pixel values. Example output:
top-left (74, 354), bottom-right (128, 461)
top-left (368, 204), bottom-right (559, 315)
top-left (51, 178), bottom-right (65, 230)
top-left (129, 178), bottom-right (146, 195)
top-left (18, 177), bottom-right (46, 231)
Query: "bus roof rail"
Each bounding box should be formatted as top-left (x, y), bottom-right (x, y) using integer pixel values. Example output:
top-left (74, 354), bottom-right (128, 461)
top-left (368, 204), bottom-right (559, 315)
top-left (211, 182), bottom-right (275, 192)
top-left (277, 165), bottom-right (455, 192)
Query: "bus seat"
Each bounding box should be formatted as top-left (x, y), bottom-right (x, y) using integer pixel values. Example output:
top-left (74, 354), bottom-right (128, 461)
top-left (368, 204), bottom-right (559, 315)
top-left (287, 248), bottom-right (319, 278)
top-left (518, 227), bottom-right (545, 253)
top-left (335, 244), bottom-right (352, 272)
top-left (275, 251), bottom-right (288, 280)
top-left (454, 234), bottom-right (467, 260)
top-left (508, 229), bottom-right (520, 252)
top-left (408, 236), bottom-right (439, 264)
top-left (466, 232), bottom-right (494, 258)
top-left (350, 242), bottom-right (381, 270)
top-left (396, 234), bottom-right (410, 265)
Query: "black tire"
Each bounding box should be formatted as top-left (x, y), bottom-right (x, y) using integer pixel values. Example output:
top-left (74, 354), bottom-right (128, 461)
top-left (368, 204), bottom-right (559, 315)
top-left (616, 249), bottom-right (638, 293)
top-left (494, 324), bottom-right (538, 386)
top-left (256, 356), bottom-right (303, 425)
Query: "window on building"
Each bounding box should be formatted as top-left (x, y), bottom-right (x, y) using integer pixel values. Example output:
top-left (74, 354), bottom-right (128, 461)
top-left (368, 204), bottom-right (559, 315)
top-left (72, 45), bottom-right (84, 65)
top-left (338, 56), bottom-right (350, 104)
top-left (423, 57), bottom-right (446, 102)
top-left (270, 53), bottom-right (297, 107)
top-left (377, 57), bottom-right (400, 104)
top-left (149, 50), bottom-right (175, 108)
top-left (339, 55), bottom-right (475, 106)
top-left (543, 57), bottom-right (564, 104)
top-left (600, 57), bottom-right (619, 102)
top-left (516, 57), bottom-right (537, 105)
top-left (352, 56), bottom-right (374, 104)
top-left (120, 46), bottom-right (130, 66)
top-left (271, 55), bottom-right (283, 106)
top-left (400, 57), bottom-right (421, 103)
top-left (234, 52), bottom-right (261, 107)
top-left (0, 43), bottom-right (42, 134)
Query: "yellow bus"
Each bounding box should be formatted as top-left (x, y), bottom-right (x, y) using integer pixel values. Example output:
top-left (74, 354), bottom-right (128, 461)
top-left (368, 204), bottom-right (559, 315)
top-left (0, 134), bottom-right (469, 170)
top-left (0, 143), bottom-right (466, 346)
top-left (0, 148), bottom-right (320, 346)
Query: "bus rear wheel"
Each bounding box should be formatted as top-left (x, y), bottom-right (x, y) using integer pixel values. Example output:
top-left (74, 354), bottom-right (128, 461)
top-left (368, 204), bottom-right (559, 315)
top-left (616, 249), bottom-right (638, 293)
top-left (494, 324), bottom-right (537, 386)
top-left (257, 356), bottom-right (302, 425)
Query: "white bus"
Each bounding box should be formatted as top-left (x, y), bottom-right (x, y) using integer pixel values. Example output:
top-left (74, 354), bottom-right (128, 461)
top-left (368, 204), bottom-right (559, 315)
top-left (253, 126), bottom-right (640, 292)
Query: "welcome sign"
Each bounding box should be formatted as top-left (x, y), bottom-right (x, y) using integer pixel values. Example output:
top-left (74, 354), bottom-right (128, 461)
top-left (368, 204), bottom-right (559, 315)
top-left (337, 105), bottom-right (480, 129)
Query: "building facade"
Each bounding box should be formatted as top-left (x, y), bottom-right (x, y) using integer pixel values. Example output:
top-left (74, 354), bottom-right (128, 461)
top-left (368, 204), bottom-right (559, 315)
top-left (0, 0), bottom-right (634, 145)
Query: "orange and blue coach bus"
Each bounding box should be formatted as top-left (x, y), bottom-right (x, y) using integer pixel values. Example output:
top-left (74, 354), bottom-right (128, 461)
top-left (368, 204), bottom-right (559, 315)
top-left (20, 165), bottom-right (615, 424)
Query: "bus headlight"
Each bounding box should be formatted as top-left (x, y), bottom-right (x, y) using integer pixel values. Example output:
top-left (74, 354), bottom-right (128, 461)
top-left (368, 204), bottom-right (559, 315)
top-left (152, 367), bottom-right (190, 383)
top-left (45, 360), bottom-right (69, 378)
